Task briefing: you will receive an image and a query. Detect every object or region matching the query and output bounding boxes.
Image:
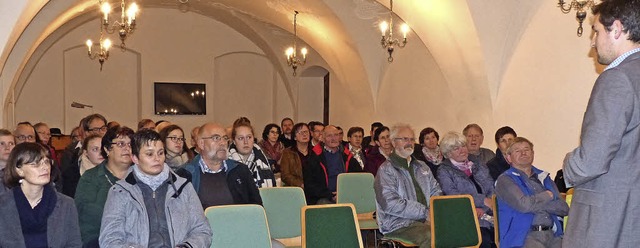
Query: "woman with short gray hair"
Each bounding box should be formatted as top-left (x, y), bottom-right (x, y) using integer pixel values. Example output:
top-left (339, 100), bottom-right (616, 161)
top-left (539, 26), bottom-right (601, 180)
top-left (437, 131), bottom-right (496, 248)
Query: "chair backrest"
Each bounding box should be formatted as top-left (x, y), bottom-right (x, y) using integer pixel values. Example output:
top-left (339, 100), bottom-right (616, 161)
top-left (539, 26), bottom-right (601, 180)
top-left (336, 173), bottom-right (376, 214)
top-left (204, 204), bottom-right (272, 248)
top-left (302, 203), bottom-right (363, 248)
top-left (492, 195), bottom-right (500, 248)
top-left (259, 187), bottom-right (307, 239)
top-left (430, 195), bottom-right (481, 248)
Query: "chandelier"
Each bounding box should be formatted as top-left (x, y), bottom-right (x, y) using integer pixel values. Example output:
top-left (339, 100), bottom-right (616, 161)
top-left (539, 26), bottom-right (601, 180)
top-left (86, 27), bottom-right (112, 71)
top-left (379, 0), bottom-right (409, 62)
top-left (558, 0), bottom-right (595, 37)
top-left (285, 11), bottom-right (307, 76)
top-left (99, 0), bottom-right (139, 49)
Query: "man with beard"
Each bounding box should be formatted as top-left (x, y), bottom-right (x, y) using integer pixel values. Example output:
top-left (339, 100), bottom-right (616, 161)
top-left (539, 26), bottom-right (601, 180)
top-left (374, 124), bottom-right (442, 248)
top-left (278, 117), bottom-right (295, 148)
top-left (183, 123), bottom-right (261, 208)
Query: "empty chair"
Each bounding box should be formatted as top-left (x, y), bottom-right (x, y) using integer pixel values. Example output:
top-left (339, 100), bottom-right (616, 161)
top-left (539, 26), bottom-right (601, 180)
top-left (492, 195), bottom-right (500, 248)
top-left (205, 204), bottom-right (272, 248)
top-left (260, 187), bottom-right (307, 247)
top-left (430, 195), bottom-right (482, 248)
top-left (336, 173), bottom-right (379, 247)
top-left (302, 203), bottom-right (363, 248)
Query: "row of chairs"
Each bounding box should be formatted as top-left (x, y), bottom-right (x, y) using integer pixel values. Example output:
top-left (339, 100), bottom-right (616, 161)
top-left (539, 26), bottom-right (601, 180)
top-left (204, 173), bottom-right (483, 248)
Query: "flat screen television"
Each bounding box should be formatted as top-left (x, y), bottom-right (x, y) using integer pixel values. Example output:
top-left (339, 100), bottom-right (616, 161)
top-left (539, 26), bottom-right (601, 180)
top-left (154, 82), bottom-right (206, 115)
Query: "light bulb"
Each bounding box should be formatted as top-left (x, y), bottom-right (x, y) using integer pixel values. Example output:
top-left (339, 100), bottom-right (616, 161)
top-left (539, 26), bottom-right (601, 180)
top-left (379, 21), bottom-right (388, 36)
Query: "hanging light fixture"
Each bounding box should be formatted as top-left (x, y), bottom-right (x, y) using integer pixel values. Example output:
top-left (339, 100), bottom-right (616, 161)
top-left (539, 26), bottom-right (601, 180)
top-left (379, 0), bottom-right (409, 62)
top-left (558, 0), bottom-right (596, 37)
top-left (285, 11), bottom-right (307, 76)
top-left (99, 0), bottom-right (139, 49)
top-left (86, 26), bottom-right (112, 71)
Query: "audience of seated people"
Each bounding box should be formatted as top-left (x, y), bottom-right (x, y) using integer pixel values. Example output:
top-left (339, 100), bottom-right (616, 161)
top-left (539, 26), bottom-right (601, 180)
top-left (463, 123), bottom-right (496, 165)
top-left (437, 131), bottom-right (497, 248)
top-left (280, 122), bottom-right (313, 188)
top-left (1, 114), bottom-right (576, 248)
top-left (412, 127), bottom-right (444, 175)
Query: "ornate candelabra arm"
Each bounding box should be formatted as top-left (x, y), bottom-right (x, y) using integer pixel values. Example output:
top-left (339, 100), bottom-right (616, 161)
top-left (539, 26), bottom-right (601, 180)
top-left (558, 0), bottom-right (574, 13)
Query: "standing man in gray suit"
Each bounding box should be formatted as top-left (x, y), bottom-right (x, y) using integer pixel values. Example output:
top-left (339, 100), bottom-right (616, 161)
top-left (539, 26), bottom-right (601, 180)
top-left (563, 1), bottom-right (640, 247)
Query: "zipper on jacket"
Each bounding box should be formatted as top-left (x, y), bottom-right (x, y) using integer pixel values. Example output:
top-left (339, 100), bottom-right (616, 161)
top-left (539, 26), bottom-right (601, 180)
top-left (153, 190), bottom-right (156, 199)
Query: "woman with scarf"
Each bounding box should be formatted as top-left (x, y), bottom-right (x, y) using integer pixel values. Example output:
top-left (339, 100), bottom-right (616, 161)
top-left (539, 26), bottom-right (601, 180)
top-left (229, 119), bottom-right (276, 188)
top-left (412, 127), bottom-right (444, 175)
top-left (159, 124), bottom-right (194, 170)
top-left (99, 129), bottom-right (211, 247)
top-left (258, 123), bottom-right (284, 173)
top-left (0, 142), bottom-right (82, 247)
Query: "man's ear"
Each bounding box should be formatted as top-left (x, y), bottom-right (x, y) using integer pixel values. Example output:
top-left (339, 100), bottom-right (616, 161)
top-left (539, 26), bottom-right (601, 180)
top-left (612, 20), bottom-right (624, 39)
top-left (505, 153), bottom-right (513, 165)
top-left (131, 154), bottom-right (139, 165)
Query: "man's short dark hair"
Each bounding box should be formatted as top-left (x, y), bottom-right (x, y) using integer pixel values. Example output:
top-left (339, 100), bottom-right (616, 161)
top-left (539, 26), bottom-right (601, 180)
top-left (131, 129), bottom-right (162, 157)
top-left (101, 126), bottom-right (134, 159)
top-left (419, 127), bottom-right (439, 145)
top-left (371, 122), bottom-right (383, 131)
top-left (347, 127), bottom-right (364, 138)
top-left (281, 118), bottom-right (293, 127)
top-left (494, 126), bottom-right (517, 144)
top-left (82, 114), bottom-right (107, 131)
top-left (308, 121), bottom-right (324, 132)
top-left (373, 126), bottom-right (390, 142)
top-left (594, 0), bottom-right (640, 42)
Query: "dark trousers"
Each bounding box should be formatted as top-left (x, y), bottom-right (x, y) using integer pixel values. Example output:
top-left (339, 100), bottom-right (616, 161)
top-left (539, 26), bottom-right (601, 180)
top-left (480, 227), bottom-right (497, 248)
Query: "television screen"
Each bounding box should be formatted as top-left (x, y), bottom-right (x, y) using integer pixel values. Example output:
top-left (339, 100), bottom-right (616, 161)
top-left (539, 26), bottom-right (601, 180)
top-left (154, 82), bottom-right (206, 115)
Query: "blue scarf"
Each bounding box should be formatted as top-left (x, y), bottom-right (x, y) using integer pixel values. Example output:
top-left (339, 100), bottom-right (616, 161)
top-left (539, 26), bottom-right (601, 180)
top-left (14, 184), bottom-right (57, 248)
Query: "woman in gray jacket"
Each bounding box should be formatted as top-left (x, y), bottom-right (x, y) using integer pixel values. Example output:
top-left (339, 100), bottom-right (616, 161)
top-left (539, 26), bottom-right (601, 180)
top-left (0, 142), bottom-right (82, 248)
top-left (99, 129), bottom-right (212, 248)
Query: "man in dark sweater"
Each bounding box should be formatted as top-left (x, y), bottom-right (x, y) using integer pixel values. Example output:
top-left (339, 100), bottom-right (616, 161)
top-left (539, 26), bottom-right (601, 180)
top-left (486, 126), bottom-right (517, 181)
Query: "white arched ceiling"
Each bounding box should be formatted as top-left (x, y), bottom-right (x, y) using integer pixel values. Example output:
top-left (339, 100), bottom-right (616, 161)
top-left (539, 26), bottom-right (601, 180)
top-left (0, 0), bottom-right (548, 128)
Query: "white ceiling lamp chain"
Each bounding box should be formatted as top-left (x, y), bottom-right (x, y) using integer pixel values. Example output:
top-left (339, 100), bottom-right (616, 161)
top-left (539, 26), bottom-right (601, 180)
top-left (285, 11), bottom-right (308, 76)
top-left (379, 0), bottom-right (409, 62)
top-left (558, 0), bottom-right (596, 37)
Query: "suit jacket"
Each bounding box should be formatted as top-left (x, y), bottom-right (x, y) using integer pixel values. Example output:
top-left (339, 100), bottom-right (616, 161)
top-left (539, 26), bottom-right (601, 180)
top-left (563, 51), bottom-right (640, 248)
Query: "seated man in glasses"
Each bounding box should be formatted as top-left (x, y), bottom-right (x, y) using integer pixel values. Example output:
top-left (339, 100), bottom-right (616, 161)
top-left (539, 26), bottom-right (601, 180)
top-left (13, 122), bottom-right (37, 144)
top-left (374, 124), bottom-right (441, 248)
top-left (182, 122), bottom-right (262, 208)
top-left (495, 137), bottom-right (568, 248)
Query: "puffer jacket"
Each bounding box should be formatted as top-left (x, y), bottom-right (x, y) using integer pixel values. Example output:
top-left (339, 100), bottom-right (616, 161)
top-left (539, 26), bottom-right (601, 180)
top-left (99, 170), bottom-right (212, 248)
top-left (374, 158), bottom-right (442, 234)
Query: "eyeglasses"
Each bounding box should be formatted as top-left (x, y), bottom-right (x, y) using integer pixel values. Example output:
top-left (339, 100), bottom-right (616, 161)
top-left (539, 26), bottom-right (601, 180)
top-left (296, 130), bottom-right (309, 135)
top-left (16, 135), bottom-right (35, 142)
top-left (167, 136), bottom-right (186, 143)
top-left (201, 135), bottom-right (229, 143)
top-left (0, 141), bottom-right (15, 148)
top-left (87, 126), bottom-right (108, 133)
top-left (23, 158), bottom-right (52, 169)
top-left (111, 141), bottom-right (131, 148)
top-left (235, 135), bottom-right (254, 143)
top-left (394, 137), bottom-right (416, 143)
top-left (269, 130), bottom-right (280, 135)
top-left (37, 131), bottom-right (51, 136)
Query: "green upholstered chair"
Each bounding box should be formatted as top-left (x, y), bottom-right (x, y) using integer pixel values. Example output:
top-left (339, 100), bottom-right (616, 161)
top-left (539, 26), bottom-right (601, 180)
top-left (430, 195), bottom-right (481, 248)
top-left (301, 203), bottom-right (363, 248)
top-left (260, 187), bottom-right (307, 247)
top-left (205, 204), bottom-right (272, 248)
top-left (336, 173), bottom-right (379, 247)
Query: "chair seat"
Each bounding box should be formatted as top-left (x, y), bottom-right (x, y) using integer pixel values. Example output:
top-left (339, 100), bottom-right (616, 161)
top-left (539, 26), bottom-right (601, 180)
top-left (358, 218), bottom-right (379, 230)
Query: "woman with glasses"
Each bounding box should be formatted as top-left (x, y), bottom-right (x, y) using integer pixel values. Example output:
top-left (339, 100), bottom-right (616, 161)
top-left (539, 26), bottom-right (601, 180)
top-left (74, 126), bottom-right (134, 247)
top-left (364, 126), bottom-right (392, 176)
top-left (0, 129), bottom-right (16, 195)
top-left (0, 143), bottom-right (82, 247)
top-left (159, 125), bottom-right (194, 170)
top-left (258, 124), bottom-right (284, 173)
top-left (280, 123), bottom-right (312, 188)
top-left (228, 119), bottom-right (276, 188)
top-left (437, 132), bottom-right (496, 248)
top-left (99, 129), bottom-right (212, 247)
